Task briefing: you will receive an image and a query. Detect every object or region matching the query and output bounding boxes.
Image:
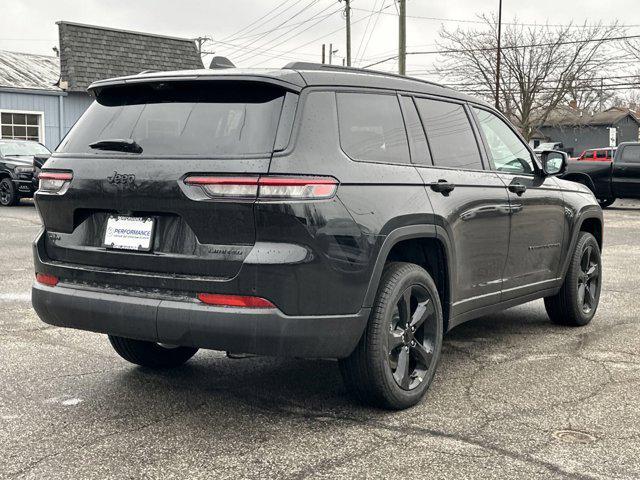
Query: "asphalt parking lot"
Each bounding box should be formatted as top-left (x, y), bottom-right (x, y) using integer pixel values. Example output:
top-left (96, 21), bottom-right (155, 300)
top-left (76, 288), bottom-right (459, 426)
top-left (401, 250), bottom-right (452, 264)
top-left (1, 199), bottom-right (639, 480)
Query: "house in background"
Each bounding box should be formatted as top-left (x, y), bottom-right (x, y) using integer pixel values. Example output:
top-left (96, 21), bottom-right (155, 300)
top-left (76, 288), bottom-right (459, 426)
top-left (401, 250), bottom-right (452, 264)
top-left (0, 21), bottom-right (203, 150)
top-left (533, 106), bottom-right (640, 156)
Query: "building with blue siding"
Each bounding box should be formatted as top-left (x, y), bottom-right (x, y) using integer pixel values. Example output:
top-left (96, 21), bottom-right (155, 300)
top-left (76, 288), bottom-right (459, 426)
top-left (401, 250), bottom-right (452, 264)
top-left (0, 22), bottom-right (203, 150)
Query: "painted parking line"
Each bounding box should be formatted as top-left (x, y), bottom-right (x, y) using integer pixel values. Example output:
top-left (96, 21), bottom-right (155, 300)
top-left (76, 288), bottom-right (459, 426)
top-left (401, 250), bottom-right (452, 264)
top-left (0, 293), bottom-right (31, 302)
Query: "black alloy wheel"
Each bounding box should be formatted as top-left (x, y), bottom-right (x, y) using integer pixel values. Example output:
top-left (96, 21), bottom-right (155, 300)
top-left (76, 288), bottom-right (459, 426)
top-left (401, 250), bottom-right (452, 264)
top-left (577, 243), bottom-right (599, 315)
top-left (0, 178), bottom-right (18, 206)
top-left (339, 262), bottom-right (443, 410)
top-left (387, 284), bottom-right (437, 390)
top-left (545, 232), bottom-right (601, 326)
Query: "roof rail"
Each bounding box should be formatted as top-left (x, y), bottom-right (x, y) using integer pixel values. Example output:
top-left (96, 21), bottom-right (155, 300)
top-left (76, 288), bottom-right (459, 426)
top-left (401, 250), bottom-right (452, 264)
top-left (282, 61), bottom-right (444, 88)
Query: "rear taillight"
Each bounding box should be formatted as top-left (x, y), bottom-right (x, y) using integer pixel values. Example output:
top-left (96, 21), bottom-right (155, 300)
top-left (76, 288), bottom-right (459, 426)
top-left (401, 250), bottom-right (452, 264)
top-left (36, 273), bottom-right (59, 287)
top-left (184, 176), bottom-right (259, 198)
top-left (183, 175), bottom-right (338, 200)
top-left (197, 293), bottom-right (275, 308)
top-left (258, 177), bottom-right (337, 199)
top-left (39, 171), bottom-right (73, 194)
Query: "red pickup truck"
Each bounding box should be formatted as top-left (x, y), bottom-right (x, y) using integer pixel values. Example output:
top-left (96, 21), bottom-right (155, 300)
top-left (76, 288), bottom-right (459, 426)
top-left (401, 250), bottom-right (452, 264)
top-left (576, 147), bottom-right (616, 161)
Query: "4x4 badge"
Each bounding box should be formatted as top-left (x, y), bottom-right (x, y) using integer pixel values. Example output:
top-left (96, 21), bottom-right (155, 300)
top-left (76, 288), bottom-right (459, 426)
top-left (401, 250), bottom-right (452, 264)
top-left (107, 171), bottom-right (136, 188)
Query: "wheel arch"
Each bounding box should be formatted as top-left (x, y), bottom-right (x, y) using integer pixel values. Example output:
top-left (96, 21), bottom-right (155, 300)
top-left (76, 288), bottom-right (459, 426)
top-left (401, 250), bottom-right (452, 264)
top-left (580, 216), bottom-right (603, 250)
top-left (363, 225), bottom-right (454, 331)
top-left (559, 209), bottom-right (604, 281)
top-left (562, 173), bottom-right (597, 193)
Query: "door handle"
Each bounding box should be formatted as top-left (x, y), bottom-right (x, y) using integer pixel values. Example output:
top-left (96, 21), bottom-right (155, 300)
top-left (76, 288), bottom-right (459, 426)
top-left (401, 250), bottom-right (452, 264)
top-left (508, 183), bottom-right (527, 196)
top-left (430, 179), bottom-right (455, 196)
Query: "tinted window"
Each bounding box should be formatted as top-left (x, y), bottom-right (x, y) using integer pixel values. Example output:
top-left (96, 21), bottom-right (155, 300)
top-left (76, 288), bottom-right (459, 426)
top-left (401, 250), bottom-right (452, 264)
top-left (0, 140), bottom-right (49, 156)
top-left (473, 107), bottom-right (535, 174)
top-left (620, 145), bottom-right (640, 163)
top-left (58, 81), bottom-right (287, 156)
top-left (337, 92), bottom-right (410, 164)
top-left (415, 98), bottom-right (482, 170)
top-left (399, 96), bottom-right (431, 165)
top-left (596, 150), bottom-right (607, 159)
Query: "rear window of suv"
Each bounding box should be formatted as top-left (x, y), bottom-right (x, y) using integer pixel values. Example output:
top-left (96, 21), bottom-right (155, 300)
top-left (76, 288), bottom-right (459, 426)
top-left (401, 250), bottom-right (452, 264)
top-left (57, 81), bottom-right (287, 157)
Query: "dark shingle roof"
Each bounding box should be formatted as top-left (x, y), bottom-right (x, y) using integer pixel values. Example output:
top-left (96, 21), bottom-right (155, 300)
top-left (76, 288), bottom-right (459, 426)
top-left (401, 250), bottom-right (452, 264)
top-left (541, 106), bottom-right (640, 127)
top-left (57, 21), bottom-right (204, 92)
top-left (0, 50), bottom-right (61, 91)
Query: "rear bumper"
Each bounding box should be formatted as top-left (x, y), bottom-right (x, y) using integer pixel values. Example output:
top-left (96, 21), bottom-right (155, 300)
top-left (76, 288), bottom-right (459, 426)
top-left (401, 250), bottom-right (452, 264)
top-left (32, 282), bottom-right (370, 359)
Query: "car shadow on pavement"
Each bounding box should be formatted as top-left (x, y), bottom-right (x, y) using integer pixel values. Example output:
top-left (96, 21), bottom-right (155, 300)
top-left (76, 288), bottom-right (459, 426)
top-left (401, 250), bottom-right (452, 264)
top-left (109, 303), bottom-right (557, 415)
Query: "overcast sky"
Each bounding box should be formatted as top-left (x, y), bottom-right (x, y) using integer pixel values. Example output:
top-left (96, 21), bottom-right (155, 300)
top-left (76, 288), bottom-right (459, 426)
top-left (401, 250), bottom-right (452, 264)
top-left (2, 0), bottom-right (639, 79)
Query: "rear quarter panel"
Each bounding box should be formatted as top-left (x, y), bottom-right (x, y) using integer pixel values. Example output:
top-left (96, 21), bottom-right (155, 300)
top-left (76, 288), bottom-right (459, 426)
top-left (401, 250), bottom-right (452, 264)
top-left (264, 88), bottom-right (435, 315)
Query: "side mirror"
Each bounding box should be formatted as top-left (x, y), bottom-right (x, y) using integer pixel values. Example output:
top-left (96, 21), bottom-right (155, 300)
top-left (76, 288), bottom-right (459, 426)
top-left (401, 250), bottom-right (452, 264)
top-left (539, 150), bottom-right (567, 176)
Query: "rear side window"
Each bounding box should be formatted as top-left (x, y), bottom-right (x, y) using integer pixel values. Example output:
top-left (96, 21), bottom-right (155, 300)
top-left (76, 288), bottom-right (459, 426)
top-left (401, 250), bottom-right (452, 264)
top-left (415, 98), bottom-right (483, 170)
top-left (58, 81), bottom-right (288, 157)
top-left (337, 92), bottom-right (410, 164)
top-left (620, 145), bottom-right (640, 163)
top-left (596, 150), bottom-right (607, 159)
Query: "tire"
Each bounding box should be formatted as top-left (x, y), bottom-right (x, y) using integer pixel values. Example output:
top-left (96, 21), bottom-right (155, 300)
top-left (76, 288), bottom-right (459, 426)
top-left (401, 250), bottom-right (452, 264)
top-left (544, 232), bottom-right (601, 326)
top-left (339, 262), bottom-right (443, 410)
top-left (108, 335), bottom-right (198, 368)
top-left (0, 178), bottom-right (18, 206)
top-left (597, 198), bottom-right (615, 208)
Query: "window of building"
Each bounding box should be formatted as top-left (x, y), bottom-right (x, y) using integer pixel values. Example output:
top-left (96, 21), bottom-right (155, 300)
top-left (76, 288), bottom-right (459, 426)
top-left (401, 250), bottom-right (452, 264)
top-left (414, 98), bottom-right (483, 170)
top-left (0, 111), bottom-right (42, 142)
top-left (473, 107), bottom-right (535, 174)
top-left (337, 92), bottom-right (410, 164)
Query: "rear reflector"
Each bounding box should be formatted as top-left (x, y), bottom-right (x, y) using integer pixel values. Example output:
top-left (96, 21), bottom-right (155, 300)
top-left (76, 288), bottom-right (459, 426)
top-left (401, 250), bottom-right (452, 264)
top-left (183, 175), bottom-right (337, 200)
top-left (39, 171), bottom-right (73, 193)
top-left (197, 293), bottom-right (275, 308)
top-left (36, 273), bottom-right (59, 287)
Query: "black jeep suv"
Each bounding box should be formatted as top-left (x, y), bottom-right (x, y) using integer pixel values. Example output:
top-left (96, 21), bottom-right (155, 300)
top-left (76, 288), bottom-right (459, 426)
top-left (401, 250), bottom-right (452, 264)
top-left (0, 139), bottom-right (51, 206)
top-left (32, 64), bottom-right (603, 409)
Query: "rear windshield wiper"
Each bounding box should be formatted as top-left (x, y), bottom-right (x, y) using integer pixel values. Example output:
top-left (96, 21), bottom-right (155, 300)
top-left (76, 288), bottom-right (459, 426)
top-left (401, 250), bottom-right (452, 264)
top-left (89, 138), bottom-right (143, 154)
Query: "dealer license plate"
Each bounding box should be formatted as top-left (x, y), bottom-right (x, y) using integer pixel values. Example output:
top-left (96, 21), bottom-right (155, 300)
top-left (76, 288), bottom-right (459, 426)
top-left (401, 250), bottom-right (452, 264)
top-left (103, 216), bottom-right (155, 251)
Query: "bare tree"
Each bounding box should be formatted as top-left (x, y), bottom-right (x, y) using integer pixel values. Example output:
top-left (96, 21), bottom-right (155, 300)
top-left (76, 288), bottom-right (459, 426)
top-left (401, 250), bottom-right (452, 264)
top-left (433, 15), bottom-right (621, 140)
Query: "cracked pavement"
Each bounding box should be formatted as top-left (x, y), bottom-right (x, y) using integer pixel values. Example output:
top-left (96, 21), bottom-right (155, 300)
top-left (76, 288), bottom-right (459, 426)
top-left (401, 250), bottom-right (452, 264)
top-left (1, 199), bottom-right (639, 479)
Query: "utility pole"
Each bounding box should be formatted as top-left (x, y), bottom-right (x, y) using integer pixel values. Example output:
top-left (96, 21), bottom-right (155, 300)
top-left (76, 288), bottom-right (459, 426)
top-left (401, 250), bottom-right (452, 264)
top-left (329, 43), bottom-right (333, 64)
top-left (194, 36), bottom-right (211, 56)
top-left (495, 0), bottom-right (503, 110)
top-left (398, 0), bottom-right (406, 75)
top-left (322, 44), bottom-right (326, 64)
top-left (339, 0), bottom-right (352, 66)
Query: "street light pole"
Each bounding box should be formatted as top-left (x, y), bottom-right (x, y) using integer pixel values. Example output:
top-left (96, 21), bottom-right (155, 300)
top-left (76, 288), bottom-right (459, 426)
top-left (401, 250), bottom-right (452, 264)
top-left (495, 0), bottom-right (503, 110)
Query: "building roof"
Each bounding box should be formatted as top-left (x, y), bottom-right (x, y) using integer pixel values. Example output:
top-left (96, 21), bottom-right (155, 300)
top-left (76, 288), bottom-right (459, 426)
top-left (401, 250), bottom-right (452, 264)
top-left (541, 106), bottom-right (640, 128)
top-left (57, 21), bottom-right (204, 92)
top-left (0, 50), bottom-right (61, 92)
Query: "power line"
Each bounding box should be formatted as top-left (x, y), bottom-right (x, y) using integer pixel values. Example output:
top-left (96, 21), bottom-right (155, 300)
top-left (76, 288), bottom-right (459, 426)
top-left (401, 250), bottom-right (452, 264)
top-left (235, 1), bottom-right (339, 61)
top-left (248, 4), bottom-right (393, 68)
top-left (364, 33), bottom-right (640, 68)
top-left (221, 0), bottom-right (295, 41)
top-left (240, 4), bottom-right (344, 65)
top-left (230, 9), bottom-right (340, 42)
top-left (350, 7), bottom-right (640, 29)
top-left (225, 0), bottom-right (314, 58)
top-left (356, 0), bottom-right (389, 65)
